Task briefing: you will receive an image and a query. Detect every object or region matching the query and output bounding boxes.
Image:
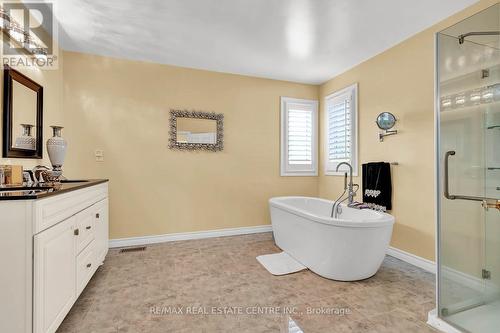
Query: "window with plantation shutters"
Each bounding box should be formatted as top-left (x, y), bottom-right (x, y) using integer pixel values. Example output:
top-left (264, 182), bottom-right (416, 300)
top-left (324, 84), bottom-right (358, 176)
top-left (280, 97), bottom-right (318, 176)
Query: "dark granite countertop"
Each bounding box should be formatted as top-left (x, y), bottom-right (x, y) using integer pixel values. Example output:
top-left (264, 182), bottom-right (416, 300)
top-left (0, 179), bottom-right (108, 201)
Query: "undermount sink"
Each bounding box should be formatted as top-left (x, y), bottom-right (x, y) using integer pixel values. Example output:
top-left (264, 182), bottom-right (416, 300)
top-left (0, 180), bottom-right (89, 191)
top-left (0, 189), bottom-right (49, 194)
top-left (60, 180), bottom-right (90, 183)
top-left (0, 186), bottom-right (53, 191)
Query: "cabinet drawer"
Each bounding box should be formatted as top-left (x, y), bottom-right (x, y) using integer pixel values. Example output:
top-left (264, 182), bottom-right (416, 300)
top-left (76, 208), bottom-right (95, 254)
top-left (34, 183), bottom-right (108, 234)
top-left (76, 241), bottom-right (97, 297)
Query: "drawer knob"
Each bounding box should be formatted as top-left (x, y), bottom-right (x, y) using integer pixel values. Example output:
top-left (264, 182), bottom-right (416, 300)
top-left (86, 263), bottom-right (92, 268)
top-left (74, 229), bottom-right (79, 236)
top-left (95, 213), bottom-right (100, 219)
top-left (86, 226), bottom-right (91, 230)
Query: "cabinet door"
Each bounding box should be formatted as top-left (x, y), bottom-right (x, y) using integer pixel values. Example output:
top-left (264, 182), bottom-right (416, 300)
top-left (34, 216), bottom-right (77, 333)
top-left (94, 198), bottom-right (109, 264)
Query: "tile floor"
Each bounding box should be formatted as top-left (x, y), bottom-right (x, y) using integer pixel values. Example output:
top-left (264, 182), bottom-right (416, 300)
top-left (57, 232), bottom-right (438, 333)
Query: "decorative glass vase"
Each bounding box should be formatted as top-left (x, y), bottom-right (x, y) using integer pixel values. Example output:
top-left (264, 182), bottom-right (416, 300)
top-left (14, 124), bottom-right (36, 150)
top-left (47, 126), bottom-right (67, 172)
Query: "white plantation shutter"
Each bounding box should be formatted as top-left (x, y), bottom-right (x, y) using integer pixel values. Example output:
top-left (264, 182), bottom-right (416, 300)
top-left (325, 84), bottom-right (358, 175)
top-left (288, 107), bottom-right (313, 165)
top-left (328, 97), bottom-right (351, 160)
top-left (281, 97), bottom-right (318, 176)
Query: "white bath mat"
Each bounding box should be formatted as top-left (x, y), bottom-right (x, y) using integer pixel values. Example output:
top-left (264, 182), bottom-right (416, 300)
top-left (256, 252), bottom-right (307, 276)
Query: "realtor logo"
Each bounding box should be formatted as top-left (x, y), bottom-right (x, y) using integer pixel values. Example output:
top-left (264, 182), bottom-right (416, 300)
top-left (1, 2), bottom-right (58, 69)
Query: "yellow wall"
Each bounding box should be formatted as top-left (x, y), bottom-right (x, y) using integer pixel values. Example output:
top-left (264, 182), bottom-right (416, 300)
top-left (318, 0), bottom-right (498, 261)
top-left (62, 52), bottom-right (319, 239)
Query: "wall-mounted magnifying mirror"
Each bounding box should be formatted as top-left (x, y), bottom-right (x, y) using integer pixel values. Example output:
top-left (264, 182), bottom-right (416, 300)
top-left (376, 112), bottom-right (396, 130)
top-left (376, 112), bottom-right (398, 142)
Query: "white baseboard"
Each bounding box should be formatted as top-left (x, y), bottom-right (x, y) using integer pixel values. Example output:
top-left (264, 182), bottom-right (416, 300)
top-left (386, 246), bottom-right (436, 274)
top-left (108, 225), bottom-right (273, 248)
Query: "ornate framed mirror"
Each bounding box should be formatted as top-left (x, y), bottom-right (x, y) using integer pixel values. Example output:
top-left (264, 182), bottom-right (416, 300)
top-left (2, 65), bottom-right (43, 158)
top-left (169, 109), bottom-right (224, 151)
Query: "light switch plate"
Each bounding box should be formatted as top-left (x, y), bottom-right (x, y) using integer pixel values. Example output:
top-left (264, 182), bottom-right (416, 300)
top-left (95, 150), bottom-right (104, 162)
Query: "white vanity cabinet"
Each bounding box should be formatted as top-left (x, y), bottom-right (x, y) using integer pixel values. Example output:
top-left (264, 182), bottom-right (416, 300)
top-left (0, 181), bottom-right (109, 333)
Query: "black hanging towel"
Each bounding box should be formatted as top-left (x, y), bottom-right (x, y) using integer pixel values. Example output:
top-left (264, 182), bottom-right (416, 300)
top-left (362, 162), bottom-right (392, 211)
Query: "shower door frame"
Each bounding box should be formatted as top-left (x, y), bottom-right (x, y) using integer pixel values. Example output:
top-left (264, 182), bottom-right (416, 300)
top-left (434, 29), bottom-right (442, 327)
top-left (434, 31), bottom-right (471, 333)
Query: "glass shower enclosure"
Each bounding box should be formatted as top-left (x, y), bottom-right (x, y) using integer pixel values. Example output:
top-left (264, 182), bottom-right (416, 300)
top-left (436, 3), bottom-right (499, 333)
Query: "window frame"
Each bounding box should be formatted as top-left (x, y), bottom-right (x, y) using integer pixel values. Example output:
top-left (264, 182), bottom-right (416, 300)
top-left (324, 83), bottom-right (358, 176)
top-left (280, 97), bottom-right (318, 177)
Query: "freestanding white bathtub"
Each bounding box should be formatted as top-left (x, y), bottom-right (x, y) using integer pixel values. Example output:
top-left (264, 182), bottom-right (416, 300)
top-left (269, 196), bottom-right (394, 281)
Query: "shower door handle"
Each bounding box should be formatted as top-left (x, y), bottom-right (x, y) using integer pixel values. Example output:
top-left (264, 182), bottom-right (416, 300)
top-left (482, 200), bottom-right (500, 211)
top-left (444, 151), bottom-right (456, 200)
top-left (444, 151), bottom-right (499, 207)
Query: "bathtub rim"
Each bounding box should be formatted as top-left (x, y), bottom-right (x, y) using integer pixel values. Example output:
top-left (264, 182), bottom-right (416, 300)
top-left (269, 196), bottom-right (395, 228)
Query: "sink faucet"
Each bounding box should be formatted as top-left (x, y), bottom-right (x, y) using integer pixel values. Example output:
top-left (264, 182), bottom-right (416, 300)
top-left (336, 162), bottom-right (355, 205)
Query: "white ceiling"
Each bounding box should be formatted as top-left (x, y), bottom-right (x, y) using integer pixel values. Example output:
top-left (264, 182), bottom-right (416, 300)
top-left (46, 0), bottom-right (478, 84)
